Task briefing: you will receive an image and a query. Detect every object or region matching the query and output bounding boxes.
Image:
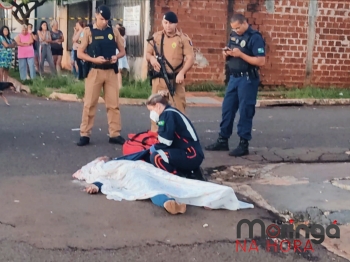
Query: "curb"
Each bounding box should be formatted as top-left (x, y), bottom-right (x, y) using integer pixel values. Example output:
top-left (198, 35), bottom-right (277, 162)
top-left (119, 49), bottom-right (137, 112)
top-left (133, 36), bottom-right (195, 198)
top-left (8, 76), bottom-right (31, 94)
top-left (48, 92), bottom-right (350, 107)
top-left (256, 98), bottom-right (350, 107)
top-left (48, 92), bottom-right (147, 105)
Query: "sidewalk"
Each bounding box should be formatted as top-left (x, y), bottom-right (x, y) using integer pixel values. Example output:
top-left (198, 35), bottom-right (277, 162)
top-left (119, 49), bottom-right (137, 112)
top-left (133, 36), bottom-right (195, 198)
top-left (10, 75), bottom-right (350, 107)
top-left (48, 91), bottom-right (350, 108)
top-left (209, 161), bottom-right (350, 261)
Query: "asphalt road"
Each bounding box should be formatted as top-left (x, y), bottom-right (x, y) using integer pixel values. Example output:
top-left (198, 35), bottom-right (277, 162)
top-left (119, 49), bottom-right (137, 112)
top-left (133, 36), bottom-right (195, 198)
top-left (0, 94), bottom-right (349, 262)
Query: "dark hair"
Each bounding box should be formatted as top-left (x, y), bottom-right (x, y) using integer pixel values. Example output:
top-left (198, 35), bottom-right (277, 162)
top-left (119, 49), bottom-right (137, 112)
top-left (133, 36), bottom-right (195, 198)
top-left (146, 94), bottom-right (169, 106)
top-left (27, 23), bottom-right (33, 27)
top-left (76, 19), bottom-right (86, 28)
top-left (118, 26), bottom-right (125, 37)
top-left (230, 14), bottom-right (247, 23)
top-left (38, 21), bottom-right (49, 31)
top-left (0, 25), bottom-right (11, 39)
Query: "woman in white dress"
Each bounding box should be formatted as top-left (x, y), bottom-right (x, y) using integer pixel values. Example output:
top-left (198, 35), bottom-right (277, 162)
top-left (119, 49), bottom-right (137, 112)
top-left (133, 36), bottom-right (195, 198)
top-left (115, 25), bottom-right (129, 89)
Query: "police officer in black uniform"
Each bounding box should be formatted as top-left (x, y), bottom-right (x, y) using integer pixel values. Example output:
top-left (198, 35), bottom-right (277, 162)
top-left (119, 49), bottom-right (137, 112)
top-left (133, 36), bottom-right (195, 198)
top-left (76, 5), bottom-right (126, 146)
top-left (205, 14), bottom-right (266, 157)
top-left (146, 93), bottom-right (205, 181)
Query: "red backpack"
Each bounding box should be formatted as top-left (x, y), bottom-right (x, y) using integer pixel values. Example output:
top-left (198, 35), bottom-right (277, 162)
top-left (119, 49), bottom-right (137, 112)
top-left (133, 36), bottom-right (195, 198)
top-left (122, 130), bottom-right (159, 155)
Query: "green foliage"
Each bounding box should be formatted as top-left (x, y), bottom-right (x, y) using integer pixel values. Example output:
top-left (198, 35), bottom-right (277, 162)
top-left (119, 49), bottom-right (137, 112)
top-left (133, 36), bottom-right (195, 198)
top-left (283, 86), bottom-right (350, 99)
top-left (186, 81), bottom-right (226, 92)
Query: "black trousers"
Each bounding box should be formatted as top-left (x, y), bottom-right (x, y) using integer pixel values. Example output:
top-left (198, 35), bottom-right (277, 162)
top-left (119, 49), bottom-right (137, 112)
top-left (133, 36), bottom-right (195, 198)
top-left (74, 50), bottom-right (84, 80)
top-left (150, 146), bottom-right (204, 174)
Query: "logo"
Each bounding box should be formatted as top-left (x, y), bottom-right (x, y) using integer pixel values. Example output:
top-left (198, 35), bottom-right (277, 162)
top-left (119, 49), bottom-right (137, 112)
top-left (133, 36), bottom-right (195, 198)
top-left (80, 32), bottom-right (84, 37)
top-left (231, 37), bottom-right (236, 41)
top-left (258, 48), bottom-right (265, 54)
top-left (236, 218), bottom-right (340, 253)
top-left (171, 42), bottom-right (177, 48)
top-left (158, 120), bottom-right (165, 126)
top-left (108, 34), bottom-right (113, 40)
top-left (240, 40), bottom-right (246, 47)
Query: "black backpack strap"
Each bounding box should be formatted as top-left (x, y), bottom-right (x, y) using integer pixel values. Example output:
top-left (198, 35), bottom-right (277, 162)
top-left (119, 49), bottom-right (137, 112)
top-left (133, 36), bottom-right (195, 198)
top-left (160, 33), bottom-right (184, 73)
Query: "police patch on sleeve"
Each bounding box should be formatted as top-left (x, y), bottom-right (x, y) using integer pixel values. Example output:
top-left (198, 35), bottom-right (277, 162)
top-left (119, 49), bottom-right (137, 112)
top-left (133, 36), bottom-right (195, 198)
top-left (158, 120), bottom-right (165, 126)
top-left (258, 48), bottom-right (265, 54)
top-left (189, 40), bottom-right (193, 46)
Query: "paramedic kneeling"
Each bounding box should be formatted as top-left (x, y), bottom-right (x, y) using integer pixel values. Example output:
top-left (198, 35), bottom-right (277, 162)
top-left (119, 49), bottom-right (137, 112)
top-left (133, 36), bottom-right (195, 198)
top-left (146, 93), bottom-right (205, 180)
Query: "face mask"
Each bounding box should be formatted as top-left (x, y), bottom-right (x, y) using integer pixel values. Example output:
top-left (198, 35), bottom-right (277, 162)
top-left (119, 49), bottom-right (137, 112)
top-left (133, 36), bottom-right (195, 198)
top-left (150, 110), bottom-right (159, 123)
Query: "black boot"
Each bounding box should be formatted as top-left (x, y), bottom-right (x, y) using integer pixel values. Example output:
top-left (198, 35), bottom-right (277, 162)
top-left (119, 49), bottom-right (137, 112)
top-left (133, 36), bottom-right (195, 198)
top-left (109, 136), bottom-right (126, 145)
top-left (188, 167), bottom-right (207, 181)
top-left (205, 135), bottom-right (229, 151)
top-left (229, 138), bottom-right (249, 157)
top-left (176, 168), bottom-right (207, 181)
top-left (77, 136), bottom-right (90, 146)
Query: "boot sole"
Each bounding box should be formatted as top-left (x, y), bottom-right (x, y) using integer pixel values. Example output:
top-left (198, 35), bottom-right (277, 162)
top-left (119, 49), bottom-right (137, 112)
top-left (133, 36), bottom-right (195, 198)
top-left (77, 142), bottom-right (90, 146)
top-left (228, 151), bottom-right (249, 157)
top-left (164, 200), bottom-right (186, 215)
top-left (205, 148), bottom-right (229, 151)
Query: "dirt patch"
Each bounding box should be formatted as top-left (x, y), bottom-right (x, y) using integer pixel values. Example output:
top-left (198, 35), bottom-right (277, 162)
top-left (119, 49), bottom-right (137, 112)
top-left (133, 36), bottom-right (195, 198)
top-left (205, 165), bottom-right (264, 183)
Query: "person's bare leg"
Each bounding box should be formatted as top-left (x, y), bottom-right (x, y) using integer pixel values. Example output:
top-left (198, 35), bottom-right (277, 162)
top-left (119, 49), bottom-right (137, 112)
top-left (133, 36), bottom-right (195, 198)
top-left (56, 55), bottom-right (62, 74)
top-left (1, 94), bottom-right (10, 106)
top-left (56, 55), bottom-right (62, 73)
top-left (163, 200), bottom-right (186, 214)
top-left (85, 184), bottom-right (99, 194)
top-left (3, 69), bottom-right (9, 82)
top-left (0, 68), bottom-right (4, 82)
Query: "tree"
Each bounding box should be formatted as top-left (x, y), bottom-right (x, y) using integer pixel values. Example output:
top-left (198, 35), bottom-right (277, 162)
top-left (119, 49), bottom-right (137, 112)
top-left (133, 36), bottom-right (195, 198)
top-left (2, 0), bottom-right (61, 25)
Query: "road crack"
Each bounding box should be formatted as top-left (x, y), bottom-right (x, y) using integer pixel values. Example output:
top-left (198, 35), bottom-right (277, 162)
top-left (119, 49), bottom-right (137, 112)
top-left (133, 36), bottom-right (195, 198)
top-left (0, 221), bottom-right (16, 228)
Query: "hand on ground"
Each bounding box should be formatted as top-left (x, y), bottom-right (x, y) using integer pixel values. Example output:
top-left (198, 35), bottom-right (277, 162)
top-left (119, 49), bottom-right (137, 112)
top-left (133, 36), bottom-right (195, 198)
top-left (84, 184), bottom-right (99, 194)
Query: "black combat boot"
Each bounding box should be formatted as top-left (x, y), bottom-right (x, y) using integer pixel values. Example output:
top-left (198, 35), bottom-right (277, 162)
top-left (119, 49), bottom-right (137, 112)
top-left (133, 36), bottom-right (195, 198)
top-left (188, 167), bottom-right (207, 181)
top-left (109, 136), bottom-right (126, 145)
top-left (205, 135), bottom-right (229, 151)
top-left (77, 136), bottom-right (90, 146)
top-left (228, 138), bottom-right (249, 157)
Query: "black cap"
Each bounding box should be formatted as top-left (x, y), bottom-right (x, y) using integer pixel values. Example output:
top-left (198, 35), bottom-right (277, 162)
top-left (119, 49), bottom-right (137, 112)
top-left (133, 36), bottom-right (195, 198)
top-left (97, 5), bottom-right (111, 20)
top-left (163, 11), bottom-right (178, 23)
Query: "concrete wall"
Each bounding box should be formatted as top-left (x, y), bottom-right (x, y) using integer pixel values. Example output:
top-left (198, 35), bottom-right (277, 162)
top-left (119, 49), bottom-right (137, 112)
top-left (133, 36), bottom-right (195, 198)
top-left (151, 0), bottom-right (350, 88)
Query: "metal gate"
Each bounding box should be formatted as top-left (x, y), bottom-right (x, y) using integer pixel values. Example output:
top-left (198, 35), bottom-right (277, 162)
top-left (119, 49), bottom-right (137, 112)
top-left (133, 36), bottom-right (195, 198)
top-left (106, 0), bottom-right (145, 57)
top-left (67, 1), bottom-right (92, 50)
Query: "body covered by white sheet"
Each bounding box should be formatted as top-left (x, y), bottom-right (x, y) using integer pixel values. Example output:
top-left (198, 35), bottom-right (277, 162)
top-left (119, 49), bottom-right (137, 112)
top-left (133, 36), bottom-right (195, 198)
top-left (73, 158), bottom-right (254, 211)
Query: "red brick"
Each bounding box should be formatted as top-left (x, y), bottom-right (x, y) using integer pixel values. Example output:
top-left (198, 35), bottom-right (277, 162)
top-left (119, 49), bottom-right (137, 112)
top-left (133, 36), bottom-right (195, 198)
top-left (151, 0), bottom-right (350, 87)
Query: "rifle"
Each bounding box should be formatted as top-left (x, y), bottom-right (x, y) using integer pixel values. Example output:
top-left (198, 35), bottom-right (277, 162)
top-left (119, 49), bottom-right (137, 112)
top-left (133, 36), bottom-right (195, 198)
top-left (147, 37), bottom-right (175, 98)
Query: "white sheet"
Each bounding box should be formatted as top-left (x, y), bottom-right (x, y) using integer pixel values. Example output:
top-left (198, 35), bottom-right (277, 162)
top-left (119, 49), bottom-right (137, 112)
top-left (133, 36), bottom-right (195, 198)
top-left (73, 158), bottom-right (254, 211)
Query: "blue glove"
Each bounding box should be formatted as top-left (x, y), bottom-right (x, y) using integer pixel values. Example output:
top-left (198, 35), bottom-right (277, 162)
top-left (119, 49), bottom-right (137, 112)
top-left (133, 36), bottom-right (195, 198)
top-left (150, 145), bottom-right (156, 154)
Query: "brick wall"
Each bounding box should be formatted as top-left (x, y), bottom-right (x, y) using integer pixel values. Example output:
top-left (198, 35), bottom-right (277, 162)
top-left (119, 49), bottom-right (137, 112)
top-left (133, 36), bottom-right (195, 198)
top-left (312, 1), bottom-right (350, 87)
top-left (152, 0), bottom-right (350, 88)
top-left (153, 0), bottom-right (228, 83)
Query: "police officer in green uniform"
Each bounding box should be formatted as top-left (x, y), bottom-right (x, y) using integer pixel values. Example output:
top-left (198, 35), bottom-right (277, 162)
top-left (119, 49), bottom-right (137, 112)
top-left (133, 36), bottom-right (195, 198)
top-left (76, 5), bottom-right (126, 146)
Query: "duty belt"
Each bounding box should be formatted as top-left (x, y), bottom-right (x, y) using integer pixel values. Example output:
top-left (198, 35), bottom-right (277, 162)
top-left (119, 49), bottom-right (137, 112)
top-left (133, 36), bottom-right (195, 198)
top-left (150, 71), bottom-right (186, 80)
top-left (230, 68), bottom-right (259, 78)
top-left (91, 64), bottom-right (115, 70)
